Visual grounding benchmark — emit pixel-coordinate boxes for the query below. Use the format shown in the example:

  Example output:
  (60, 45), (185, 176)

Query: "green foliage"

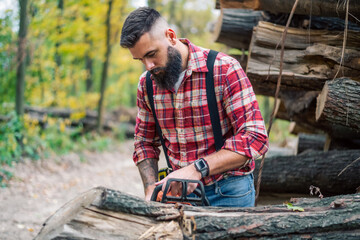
(0, 10), (17, 104)
(0, 111), (122, 186)
(0, 169), (13, 188)
(0, 112), (23, 166)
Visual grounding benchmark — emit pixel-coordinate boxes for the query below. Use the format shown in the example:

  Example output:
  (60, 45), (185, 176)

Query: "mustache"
(150, 67), (166, 75)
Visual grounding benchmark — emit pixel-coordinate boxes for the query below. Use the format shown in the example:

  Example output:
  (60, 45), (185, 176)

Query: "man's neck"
(177, 41), (189, 72)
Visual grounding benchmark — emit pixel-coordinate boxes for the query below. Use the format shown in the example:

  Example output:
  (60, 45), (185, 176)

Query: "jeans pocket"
(218, 175), (253, 198)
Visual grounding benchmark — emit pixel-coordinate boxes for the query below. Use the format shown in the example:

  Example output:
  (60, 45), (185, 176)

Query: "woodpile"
(214, 0), (360, 195)
(253, 149), (360, 195)
(35, 187), (360, 239)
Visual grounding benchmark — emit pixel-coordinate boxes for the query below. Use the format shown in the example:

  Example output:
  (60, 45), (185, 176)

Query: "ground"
(0, 140), (297, 240)
(0, 140), (144, 240)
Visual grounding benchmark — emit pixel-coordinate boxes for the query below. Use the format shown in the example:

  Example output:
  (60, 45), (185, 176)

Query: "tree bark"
(297, 133), (326, 154)
(97, 0), (113, 133)
(219, 0), (360, 19)
(181, 193), (360, 239)
(213, 9), (267, 50)
(253, 149), (360, 195)
(84, 2), (93, 92)
(316, 78), (360, 135)
(219, 0), (261, 9)
(35, 187), (360, 239)
(16, 0), (28, 116)
(247, 21), (360, 96)
(258, 0), (360, 19)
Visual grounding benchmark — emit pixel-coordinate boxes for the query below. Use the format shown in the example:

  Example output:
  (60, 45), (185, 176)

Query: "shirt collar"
(179, 38), (209, 73)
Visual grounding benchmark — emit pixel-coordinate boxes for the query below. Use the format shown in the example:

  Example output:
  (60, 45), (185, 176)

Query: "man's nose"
(144, 59), (155, 71)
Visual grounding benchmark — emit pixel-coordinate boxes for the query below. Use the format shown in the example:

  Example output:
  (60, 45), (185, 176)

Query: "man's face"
(150, 46), (182, 90)
(129, 32), (182, 90)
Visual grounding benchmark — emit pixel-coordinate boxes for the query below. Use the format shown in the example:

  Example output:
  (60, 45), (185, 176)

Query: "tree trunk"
(55, 0), (63, 68)
(97, 0), (113, 133)
(35, 187), (360, 239)
(253, 149), (360, 195)
(84, 3), (93, 92)
(247, 21), (360, 97)
(16, 0), (28, 116)
(213, 9), (267, 50)
(316, 78), (360, 136)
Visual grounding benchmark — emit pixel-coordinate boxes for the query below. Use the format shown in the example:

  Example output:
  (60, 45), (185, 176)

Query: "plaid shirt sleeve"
(133, 73), (161, 165)
(220, 57), (269, 160)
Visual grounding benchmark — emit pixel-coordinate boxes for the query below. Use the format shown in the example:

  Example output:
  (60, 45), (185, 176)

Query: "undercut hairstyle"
(120, 7), (167, 48)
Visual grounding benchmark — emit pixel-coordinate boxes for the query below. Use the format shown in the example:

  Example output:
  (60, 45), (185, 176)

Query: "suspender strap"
(146, 71), (172, 170)
(145, 49), (224, 169)
(206, 50), (224, 151)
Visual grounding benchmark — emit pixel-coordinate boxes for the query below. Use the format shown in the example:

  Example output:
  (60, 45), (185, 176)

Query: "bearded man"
(120, 7), (269, 207)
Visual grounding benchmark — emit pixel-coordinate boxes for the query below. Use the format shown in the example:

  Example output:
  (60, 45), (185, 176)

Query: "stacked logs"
(214, 0), (360, 195)
(35, 187), (360, 239)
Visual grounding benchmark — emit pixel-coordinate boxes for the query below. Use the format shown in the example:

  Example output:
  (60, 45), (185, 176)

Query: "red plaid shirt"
(133, 39), (268, 185)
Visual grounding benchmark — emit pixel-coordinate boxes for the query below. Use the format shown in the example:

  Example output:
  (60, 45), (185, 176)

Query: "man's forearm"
(137, 158), (158, 193)
(206, 149), (249, 176)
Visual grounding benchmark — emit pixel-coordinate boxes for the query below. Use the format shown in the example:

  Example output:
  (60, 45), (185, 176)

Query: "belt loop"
(214, 180), (219, 194)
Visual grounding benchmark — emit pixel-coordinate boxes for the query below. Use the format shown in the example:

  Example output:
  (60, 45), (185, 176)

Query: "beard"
(150, 46), (182, 91)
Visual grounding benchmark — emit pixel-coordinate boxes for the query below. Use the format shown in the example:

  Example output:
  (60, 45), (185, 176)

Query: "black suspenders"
(146, 50), (223, 169)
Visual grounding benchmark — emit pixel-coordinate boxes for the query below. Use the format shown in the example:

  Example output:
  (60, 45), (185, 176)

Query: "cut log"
(218, 0), (360, 19)
(275, 92), (325, 134)
(275, 87), (360, 140)
(35, 187), (360, 239)
(258, 0), (360, 19)
(306, 44), (360, 71)
(219, 0), (260, 9)
(253, 149), (360, 195)
(288, 121), (316, 135)
(182, 193), (360, 239)
(247, 21), (360, 96)
(316, 78), (360, 136)
(35, 187), (182, 240)
(213, 9), (267, 50)
(297, 133), (326, 154)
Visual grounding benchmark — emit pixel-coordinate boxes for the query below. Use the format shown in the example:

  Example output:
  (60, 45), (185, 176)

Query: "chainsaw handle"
(150, 178), (210, 206)
(150, 184), (163, 202)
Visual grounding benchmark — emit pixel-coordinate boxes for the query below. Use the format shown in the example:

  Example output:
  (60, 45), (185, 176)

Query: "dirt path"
(0, 140), (143, 240)
(0, 140), (298, 240)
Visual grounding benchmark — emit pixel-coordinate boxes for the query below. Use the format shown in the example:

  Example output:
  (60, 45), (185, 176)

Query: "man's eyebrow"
(134, 50), (157, 60)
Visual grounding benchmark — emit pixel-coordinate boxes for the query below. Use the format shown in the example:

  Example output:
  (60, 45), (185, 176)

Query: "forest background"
(0, 0), (288, 186)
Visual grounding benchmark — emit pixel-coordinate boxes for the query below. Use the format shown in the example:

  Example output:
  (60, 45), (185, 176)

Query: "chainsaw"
(150, 178), (210, 206)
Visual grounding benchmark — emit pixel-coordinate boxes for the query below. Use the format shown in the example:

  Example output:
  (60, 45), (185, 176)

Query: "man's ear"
(166, 28), (177, 45)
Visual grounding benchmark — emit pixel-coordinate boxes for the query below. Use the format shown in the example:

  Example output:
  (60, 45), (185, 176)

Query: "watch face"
(198, 160), (206, 169)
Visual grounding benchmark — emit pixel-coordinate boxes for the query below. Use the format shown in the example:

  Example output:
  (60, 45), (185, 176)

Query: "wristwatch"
(194, 158), (209, 178)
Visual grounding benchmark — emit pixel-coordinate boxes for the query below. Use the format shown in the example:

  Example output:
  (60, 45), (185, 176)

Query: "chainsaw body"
(150, 178), (210, 206)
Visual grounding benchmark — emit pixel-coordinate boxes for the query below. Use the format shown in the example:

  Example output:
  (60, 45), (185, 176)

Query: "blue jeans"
(204, 174), (255, 207)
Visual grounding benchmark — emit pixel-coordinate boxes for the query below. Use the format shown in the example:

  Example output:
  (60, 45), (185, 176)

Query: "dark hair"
(120, 7), (161, 48)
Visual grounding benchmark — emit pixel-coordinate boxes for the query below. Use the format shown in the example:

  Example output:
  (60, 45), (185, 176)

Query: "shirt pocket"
(191, 97), (211, 133)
